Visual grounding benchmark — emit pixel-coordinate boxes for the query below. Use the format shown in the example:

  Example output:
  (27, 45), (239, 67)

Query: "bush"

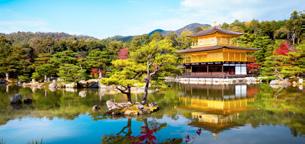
(18, 75), (31, 83)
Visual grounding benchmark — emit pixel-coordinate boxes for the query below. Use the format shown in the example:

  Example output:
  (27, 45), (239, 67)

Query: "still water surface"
(0, 84), (305, 144)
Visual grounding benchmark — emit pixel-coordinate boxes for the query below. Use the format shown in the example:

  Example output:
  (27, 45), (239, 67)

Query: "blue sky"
(0, 0), (304, 38)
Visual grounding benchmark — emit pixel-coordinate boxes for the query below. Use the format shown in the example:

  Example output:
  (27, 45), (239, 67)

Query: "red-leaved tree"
(275, 41), (294, 55)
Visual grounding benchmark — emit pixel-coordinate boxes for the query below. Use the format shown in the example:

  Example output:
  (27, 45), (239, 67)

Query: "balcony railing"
(182, 72), (250, 78)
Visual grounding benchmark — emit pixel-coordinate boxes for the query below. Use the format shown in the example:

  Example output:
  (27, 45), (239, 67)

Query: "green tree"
(128, 34), (150, 51)
(32, 64), (56, 81)
(57, 64), (86, 82)
(49, 50), (78, 66)
(0, 36), (13, 80)
(286, 11), (305, 45)
(176, 30), (193, 50)
(10, 44), (34, 79)
(101, 60), (145, 102)
(261, 42), (305, 80)
(131, 39), (180, 104)
(86, 49), (110, 78)
(234, 33), (274, 63)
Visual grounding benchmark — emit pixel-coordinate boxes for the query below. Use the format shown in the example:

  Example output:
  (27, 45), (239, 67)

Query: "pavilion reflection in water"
(178, 84), (257, 135)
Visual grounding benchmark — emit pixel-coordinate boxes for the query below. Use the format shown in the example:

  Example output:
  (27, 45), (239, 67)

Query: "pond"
(0, 84), (305, 144)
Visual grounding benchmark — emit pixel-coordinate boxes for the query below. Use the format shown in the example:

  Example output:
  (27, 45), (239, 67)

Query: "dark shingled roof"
(178, 45), (258, 53)
(191, 26), (242, 37)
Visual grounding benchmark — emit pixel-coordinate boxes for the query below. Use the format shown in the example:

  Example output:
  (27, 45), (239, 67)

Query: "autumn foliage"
(118, 48), (128, 59)
(274, 41), (294, 55)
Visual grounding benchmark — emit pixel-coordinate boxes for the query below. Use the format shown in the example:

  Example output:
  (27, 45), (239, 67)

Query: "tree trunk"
(117, 118), (132, 136)
(142, 77), (150, 104)
(44, 75), (47, 82)
(126, 86), (132, 103)
(116, 85), (132, 103)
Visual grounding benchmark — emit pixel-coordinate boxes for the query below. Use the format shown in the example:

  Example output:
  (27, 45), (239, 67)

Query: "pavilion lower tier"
(183, 62), (253, 78)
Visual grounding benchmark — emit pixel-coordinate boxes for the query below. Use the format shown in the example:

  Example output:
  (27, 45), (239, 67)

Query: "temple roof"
(178, 45), (258, 53)
(191, 26), (242, 37)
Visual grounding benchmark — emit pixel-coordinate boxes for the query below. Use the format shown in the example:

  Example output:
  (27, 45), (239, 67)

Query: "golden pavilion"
(178, 26), (257, 78)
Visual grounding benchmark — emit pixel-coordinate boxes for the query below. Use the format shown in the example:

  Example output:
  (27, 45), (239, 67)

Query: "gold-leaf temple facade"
(178, 26), (257, 78)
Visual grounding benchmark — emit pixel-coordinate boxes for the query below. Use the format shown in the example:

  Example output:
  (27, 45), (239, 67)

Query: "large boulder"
(10, 94), (22, 105)
(106, 100), (120, 111)
(78, 79), (99, 88)
(87, 79), (99, 88)
(78, 80), (88, 88)
(105, 100), (159, 116)
(65, 82), (77, 88)
(270, 79), (291, 87)
(270, 80), (279, 85)
(23, 98), (33, 104)
(92, 105), (101, 112)
(280, 79), (291, 87)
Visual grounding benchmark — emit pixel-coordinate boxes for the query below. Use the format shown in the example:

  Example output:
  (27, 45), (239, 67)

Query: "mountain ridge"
(112, 23), (211, 42)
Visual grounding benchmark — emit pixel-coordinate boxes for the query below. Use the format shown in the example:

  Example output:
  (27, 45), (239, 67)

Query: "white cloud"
(180, 0), (265, 24)
(123, 0), (274, 36)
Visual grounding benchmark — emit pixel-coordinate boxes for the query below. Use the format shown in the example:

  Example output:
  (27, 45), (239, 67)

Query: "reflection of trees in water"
(102, 118), (182, 144)
(0, 86), (105, 125)
(237, 110), (305, 136)
(238, 84), (305, 136)
(177, 83), (305, 137)
(0, 85), (182, 126)
(1, 84), (305, 139)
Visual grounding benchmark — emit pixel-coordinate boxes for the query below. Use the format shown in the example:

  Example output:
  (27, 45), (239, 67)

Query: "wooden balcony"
(182, 72), (250, 78)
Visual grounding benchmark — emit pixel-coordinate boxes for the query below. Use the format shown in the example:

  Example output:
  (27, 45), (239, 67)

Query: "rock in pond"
(87, 79), (99, 88)
(106, 100), (120, 111)
(105, 100), (159, 116)
(10, 94), (22, 105)
(23, 98), (33, 104)
(79, 79), (99, 88)
(270, 79), (291, 88)
(92, 105), (101, 112)
(0, 79), (6, 84)
(65, 82), (77, 88)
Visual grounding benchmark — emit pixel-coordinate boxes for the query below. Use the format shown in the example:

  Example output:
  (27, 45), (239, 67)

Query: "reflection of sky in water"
(1, 115), (305, 144)
(1, 85), (305, 144)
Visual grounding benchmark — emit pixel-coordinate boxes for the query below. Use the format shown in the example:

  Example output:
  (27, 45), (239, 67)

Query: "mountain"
(148, 29), (172, 36)
(110, 35), (133, 42)
(5, 32), (97, 44)
(109, 23), (211, 42)
(175, 23), (210, 35)
(149, 23), (211, 36)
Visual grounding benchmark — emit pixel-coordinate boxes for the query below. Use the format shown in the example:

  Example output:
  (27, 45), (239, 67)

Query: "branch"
(150, 64), (163, 77)
(116, 86), (128, 94)
(132, 71), (143, 79)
